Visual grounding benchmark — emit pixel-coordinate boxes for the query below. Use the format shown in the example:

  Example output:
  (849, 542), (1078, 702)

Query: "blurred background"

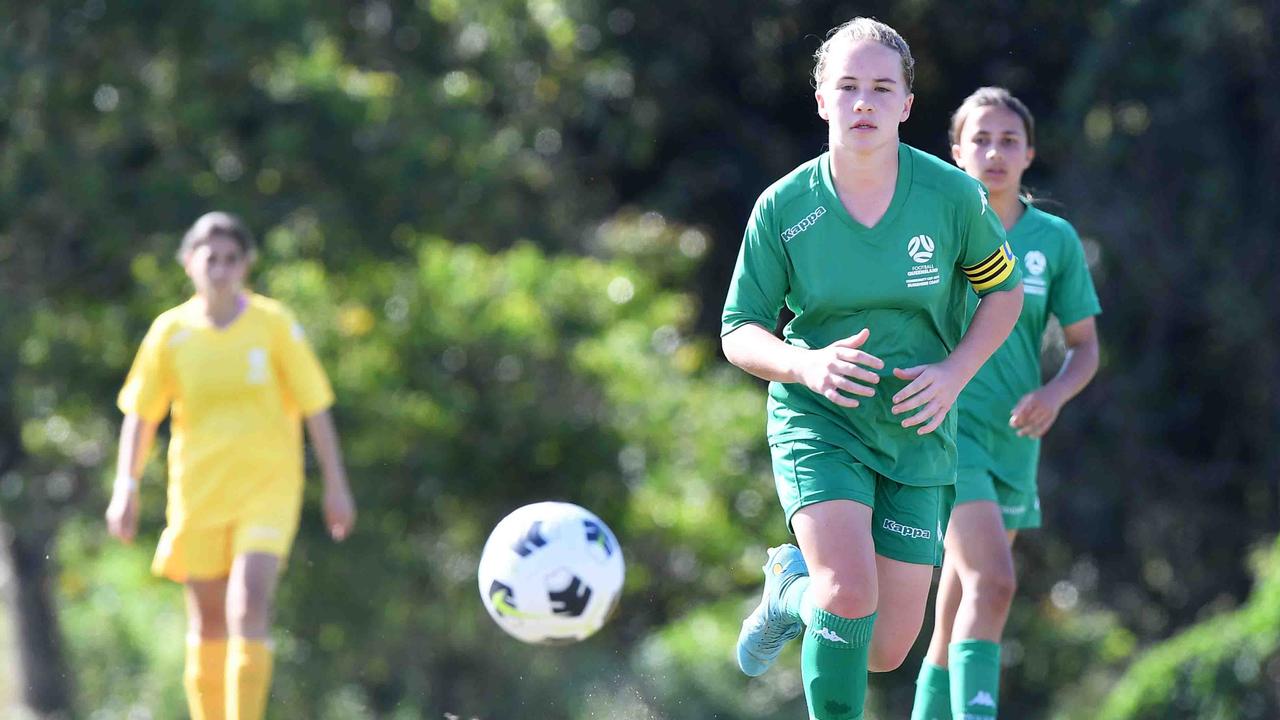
(1, 0), (1277, 718)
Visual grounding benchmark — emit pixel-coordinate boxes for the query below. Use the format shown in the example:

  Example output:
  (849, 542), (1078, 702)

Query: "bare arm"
(105, 414), (158, 543)
(892, 283), (1025, 434)
(943, 284), (1025, 382)
(304, 409), (356, 540)
(116, 413), (158, 482)
(722, 323), (885, 408)
(1010, 315), (1100, 438)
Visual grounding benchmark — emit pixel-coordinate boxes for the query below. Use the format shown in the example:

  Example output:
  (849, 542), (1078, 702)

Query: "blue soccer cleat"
(737, 543), (809, 677)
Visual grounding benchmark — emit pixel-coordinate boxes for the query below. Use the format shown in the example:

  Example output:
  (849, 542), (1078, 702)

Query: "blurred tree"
(1, 0), (1277, 717)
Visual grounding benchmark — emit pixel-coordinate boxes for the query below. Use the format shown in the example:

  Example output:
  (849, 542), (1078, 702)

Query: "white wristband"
(114, 474), (138, 494)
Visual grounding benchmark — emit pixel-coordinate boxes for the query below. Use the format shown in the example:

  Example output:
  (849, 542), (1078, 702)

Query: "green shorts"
(770, 438), (953, 566)
(954, 466), (1041, 530)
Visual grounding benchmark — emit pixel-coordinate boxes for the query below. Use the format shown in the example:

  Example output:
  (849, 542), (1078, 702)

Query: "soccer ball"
(477, 501), (625, 644)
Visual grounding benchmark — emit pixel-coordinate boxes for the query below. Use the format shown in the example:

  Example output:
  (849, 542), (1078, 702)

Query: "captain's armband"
(962, 241), (1017, 293)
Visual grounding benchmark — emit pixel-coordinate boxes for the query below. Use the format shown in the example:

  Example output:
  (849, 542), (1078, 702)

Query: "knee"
(867, 643), (911, 673)
(971, 566), (1017, 613)
(188, 608), (228, 640)
(226, 588), (272, 635)
(809, 574), (876, 619)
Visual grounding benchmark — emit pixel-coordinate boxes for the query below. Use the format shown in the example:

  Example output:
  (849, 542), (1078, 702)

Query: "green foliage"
(56, 518), (187, 718)
(1098, 539), (1280, 720)
(2, 0), (1277, 717)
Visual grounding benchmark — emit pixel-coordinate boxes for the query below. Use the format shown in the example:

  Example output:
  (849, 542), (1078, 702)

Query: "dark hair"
(949, 86), (1035, 147)
(177, 211), (256, 263)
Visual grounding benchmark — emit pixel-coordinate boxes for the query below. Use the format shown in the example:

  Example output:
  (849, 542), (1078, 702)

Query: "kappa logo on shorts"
(780, 206), (826, 243)
(882, 517), (931, 540)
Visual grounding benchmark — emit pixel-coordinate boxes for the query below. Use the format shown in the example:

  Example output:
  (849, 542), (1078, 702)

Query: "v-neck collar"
(184, 293), (252, 333)
(1004, 196), (1034, 238)
(818, 143), (913, 235)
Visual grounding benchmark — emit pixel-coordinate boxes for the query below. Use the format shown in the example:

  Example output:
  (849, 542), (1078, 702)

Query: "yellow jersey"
(118, 293), (335, 530)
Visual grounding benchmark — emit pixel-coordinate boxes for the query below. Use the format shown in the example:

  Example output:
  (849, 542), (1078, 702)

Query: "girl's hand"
(105, 483), (140, 543)
(800, 328), (884, 408)
(1009, 387), (1065, 439)
(323, 482), (357, 541)
(891, 360), (970, 435)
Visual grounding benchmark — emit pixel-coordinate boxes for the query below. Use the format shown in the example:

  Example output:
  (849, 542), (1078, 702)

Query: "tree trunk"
(0, 518), (72, 719)
(0, 364), (71, 717)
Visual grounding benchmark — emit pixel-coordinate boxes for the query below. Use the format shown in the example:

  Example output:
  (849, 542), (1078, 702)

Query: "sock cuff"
(804, 607), (876, 648)
(917, 661), (950, 688)
(949, 638), (1000, 663)
(228, 637), (273, 654)
(187, 636), (229, 650)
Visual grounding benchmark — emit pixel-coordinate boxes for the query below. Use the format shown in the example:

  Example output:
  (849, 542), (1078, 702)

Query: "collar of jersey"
(816, 142), (913, 236)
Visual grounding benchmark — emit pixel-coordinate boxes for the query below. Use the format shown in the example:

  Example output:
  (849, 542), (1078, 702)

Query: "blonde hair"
(813, 17), (915, 90)
(177, 211), (256, 263)
(949, 86), (1036, 147)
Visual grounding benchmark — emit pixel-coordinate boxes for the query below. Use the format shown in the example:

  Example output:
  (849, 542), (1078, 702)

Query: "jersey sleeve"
(1049, 224), (1102, 326)
(958, 181), (1021, 296)
(117, 317), (175, 423)
(273, 308), (335, 416)
(721, 193), (788, 336)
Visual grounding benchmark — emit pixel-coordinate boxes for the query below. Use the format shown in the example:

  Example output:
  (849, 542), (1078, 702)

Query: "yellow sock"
(227, 636), (274, 720)
(183, 637), (227, 720)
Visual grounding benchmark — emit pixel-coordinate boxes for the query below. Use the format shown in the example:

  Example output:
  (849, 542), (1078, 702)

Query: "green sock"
(801, 606), (876, 720)
(910, 662), (951, 720)
(949, 639), (1001, 720)
(780, 575), (810, 624)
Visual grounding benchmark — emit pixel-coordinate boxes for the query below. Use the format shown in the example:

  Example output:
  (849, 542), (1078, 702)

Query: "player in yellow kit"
(105, 211), (357, 720)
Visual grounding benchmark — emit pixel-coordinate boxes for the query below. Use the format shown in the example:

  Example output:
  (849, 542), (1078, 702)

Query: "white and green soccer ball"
(477, 501), (625, 644)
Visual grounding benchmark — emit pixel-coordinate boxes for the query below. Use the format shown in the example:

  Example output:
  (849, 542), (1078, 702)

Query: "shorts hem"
(783, 491), (875, 534)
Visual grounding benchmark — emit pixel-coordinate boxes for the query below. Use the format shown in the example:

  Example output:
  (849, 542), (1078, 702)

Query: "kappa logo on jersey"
(908, 234), (935, 263)
(905, 233), (941, 288)
(780, 206), (826, 242)
(978, 185), (990, 215)
(882, 518), (931, 540)
(246, 347), (269, 384)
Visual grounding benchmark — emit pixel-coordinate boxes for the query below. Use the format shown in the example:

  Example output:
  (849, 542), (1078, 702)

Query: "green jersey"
(957, 201), (1101, 490)
(722, 143), (1021, 487)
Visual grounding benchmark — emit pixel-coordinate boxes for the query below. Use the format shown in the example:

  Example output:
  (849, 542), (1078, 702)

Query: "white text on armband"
(780, 206), (827, 243)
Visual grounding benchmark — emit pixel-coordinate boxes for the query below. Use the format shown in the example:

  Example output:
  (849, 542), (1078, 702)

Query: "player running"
(910, 87), (1102, 720)
(721, 20), (1024, 720)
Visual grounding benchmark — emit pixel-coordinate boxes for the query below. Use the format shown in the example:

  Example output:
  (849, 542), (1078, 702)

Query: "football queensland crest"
(1024, 250), (1047, 275)
(908, 234), (935, 263)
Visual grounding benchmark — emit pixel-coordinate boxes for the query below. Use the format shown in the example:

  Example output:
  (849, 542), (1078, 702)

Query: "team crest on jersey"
(1025, 250), (1047, 275)
(908, 235), (935, 263)
(246, 347), (269, 384)
(1023, 250), (1048, 296)
(905, 234), (940, 288)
